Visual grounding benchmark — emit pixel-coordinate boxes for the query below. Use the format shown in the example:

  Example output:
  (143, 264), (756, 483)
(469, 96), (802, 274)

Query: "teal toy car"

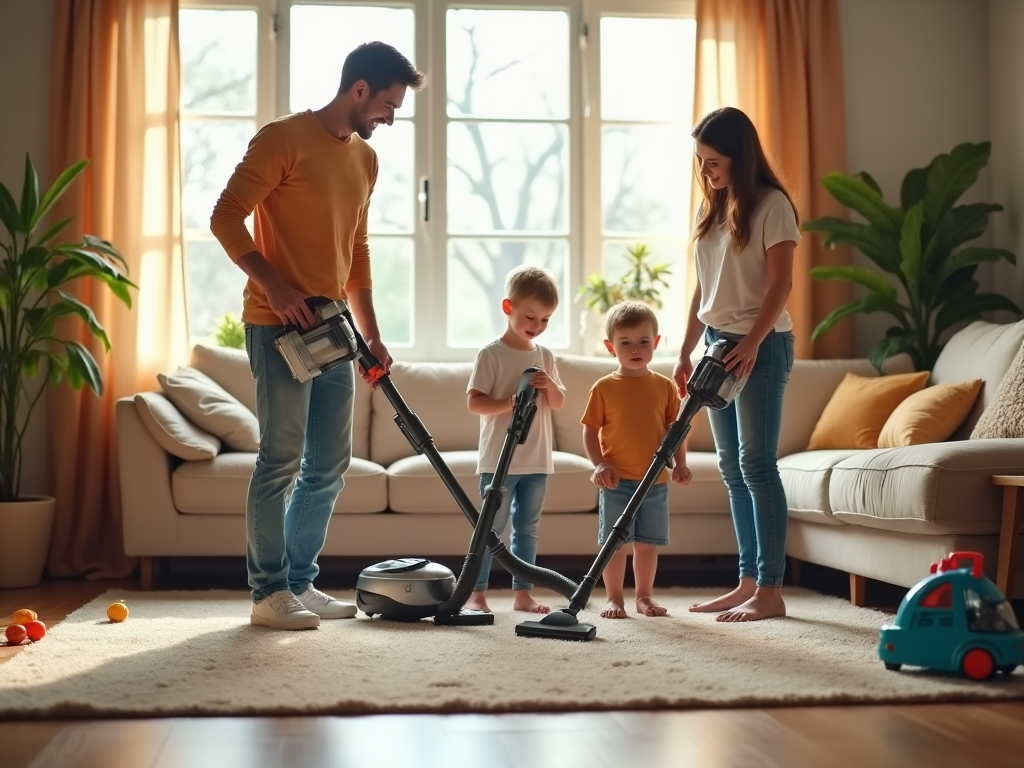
(879, 551), (1024, 680)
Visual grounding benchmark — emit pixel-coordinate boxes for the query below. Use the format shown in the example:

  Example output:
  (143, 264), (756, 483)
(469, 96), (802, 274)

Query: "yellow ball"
(106, 601), (129, 623)
(12, 608), (37, 624)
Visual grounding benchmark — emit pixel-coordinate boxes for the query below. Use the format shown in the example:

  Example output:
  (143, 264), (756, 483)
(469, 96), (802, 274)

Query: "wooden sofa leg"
(849, 573), (866, 607)
(139, 557), (154, 591)
(788, 557), (801, 587)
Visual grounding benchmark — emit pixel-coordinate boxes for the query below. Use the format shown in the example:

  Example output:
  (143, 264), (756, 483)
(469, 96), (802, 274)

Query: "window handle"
(418, 176), (429, 222)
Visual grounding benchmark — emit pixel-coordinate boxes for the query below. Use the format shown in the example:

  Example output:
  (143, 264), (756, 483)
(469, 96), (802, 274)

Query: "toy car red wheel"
(961, 648), (995, 681)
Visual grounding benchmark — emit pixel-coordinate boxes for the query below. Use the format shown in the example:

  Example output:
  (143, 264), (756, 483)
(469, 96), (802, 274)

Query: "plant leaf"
(811, 293), (903, 341)
(33, 216), (74, 247)
(22, 350), (43, 379)
(867, 329), (918, 373)
(803, 217), (901, 273)
(857, 171), (882, 195)
(940, 247), (1016, 281)
(934, 292), (1023, 338)
(899, 202), (924, 288)
(0, 181), (22, 236)
(809, 266), (899, 300)
(820, 173), (903, 233)
(45, 350), (68, 387)
(19, 154), (39, 235)
(63, 340), (103, 394)
(32, 159), (87, 232)
(900, 164), (931, 210)
(922, 142), (991, 226)
(48, 291), (111, 351)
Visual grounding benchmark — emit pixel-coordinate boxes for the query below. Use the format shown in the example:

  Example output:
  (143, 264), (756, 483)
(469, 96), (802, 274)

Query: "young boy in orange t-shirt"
(581, 301), (692, 619)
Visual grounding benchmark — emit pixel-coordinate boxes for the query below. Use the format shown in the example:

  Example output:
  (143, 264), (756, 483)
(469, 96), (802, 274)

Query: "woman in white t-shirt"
(672, 107), (800, 622)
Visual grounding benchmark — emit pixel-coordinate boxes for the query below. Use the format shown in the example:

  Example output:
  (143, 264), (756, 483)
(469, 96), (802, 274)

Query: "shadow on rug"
(1, 587), (1022, 719)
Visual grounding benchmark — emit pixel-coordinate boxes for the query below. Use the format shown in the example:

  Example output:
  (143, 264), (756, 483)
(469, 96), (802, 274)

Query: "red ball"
(5, 624), (27, 644)
(24, 620), (46, 641)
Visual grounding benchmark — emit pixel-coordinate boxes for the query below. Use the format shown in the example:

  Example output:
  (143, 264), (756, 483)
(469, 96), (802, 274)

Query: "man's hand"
(358, 337), (392, 388)
(672, 464), (692, 485)
(591, 462), (619, 489)
(264, 280), (316, 329)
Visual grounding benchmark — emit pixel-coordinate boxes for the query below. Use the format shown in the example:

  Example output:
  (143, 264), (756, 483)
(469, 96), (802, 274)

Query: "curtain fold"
(48, 0), (188, 578)
(692, 0), (854, 358)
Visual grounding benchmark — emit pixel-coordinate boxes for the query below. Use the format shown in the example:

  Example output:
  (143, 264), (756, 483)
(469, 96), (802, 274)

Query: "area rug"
(2, 588), (1022, 718)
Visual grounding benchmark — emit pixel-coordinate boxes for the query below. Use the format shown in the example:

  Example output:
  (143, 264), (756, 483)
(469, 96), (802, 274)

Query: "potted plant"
(576, 243), (672, 354)
(803, 141), (1021, 372)
(214, 312), (245, 349)
(0, 154), (134, 588)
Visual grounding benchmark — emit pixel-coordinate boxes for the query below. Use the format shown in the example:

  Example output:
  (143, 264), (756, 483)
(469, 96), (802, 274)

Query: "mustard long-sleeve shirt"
(210, 110), (378, 325)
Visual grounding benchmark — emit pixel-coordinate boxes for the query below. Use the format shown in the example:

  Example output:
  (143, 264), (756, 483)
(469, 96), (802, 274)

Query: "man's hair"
(605, 301), (659, 340)
(339, 42), (426, 94)
(504, 265), (559, 308)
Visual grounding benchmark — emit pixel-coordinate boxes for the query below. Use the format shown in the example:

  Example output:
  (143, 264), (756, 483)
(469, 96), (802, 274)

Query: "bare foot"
(513, 596), (550, 614)
(716, 589), (786, 622)
(689, 581), (756, 613)
(636, 597), (668, 617)
(600, 599), (628, 619)
(464, 591), (491, 613)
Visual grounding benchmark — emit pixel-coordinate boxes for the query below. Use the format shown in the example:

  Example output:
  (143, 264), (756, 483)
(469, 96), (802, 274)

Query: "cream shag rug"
(2, 588), (1022, 718)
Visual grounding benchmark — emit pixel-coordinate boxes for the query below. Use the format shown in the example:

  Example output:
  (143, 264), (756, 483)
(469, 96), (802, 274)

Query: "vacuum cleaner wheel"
(355, 558), (456, 622)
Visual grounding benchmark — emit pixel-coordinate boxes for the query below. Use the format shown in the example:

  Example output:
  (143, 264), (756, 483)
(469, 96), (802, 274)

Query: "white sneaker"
(296, 586), (358, 619)
(251, 590), (320, 630)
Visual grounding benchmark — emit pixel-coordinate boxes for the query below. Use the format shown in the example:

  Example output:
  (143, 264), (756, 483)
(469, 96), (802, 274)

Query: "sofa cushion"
(779, 450), (863, 525)
(878, 379), (982, 448)
(806, 371), (929, 450)
(172, 454), (388, 514)
(931, 319), (1024, 438)
(158, 367), (260, 452)
(133, 391), (221, 460)
(828, 439), (1024, 535)
(387, 450), (598, 514)
(971, 340), (1024, 440)
(370, 362), (478, 466)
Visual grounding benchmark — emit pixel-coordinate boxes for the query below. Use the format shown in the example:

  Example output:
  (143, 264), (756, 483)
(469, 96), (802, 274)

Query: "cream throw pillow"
(807, 371), (929, 450)
(971, 341), (1024, 439)
(157, 367), (260, 451)
(134, 391), (221, 460)
(877, 379), (982, 448)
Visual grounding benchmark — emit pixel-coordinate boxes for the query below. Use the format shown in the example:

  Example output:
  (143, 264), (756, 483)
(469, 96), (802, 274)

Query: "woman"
(672, 106), (799, 622)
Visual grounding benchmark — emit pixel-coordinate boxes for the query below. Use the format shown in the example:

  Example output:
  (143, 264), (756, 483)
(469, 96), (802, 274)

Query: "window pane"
(290, 4), (416, 117)
(447, 239), (569, 348)
(180, 9), (257, 115)
(184, 238), (250, 342)
(367, 120), (414, 235)
(447, 9), (569, 120)
(181, 120), (255, 231)
(448, 122), (568, 234)
(602, 125), (689, 235)
(600, 18), (696, 123)
(368, 237), (414, 345)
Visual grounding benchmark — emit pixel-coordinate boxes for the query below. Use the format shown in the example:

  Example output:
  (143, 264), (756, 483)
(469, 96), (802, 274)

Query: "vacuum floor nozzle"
(433, 610), (495, 626)
(515, 619), (597, 641)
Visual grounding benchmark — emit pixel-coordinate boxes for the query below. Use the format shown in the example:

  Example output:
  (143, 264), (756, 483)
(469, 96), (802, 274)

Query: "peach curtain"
(692, 0), (854, 358)
(48, 0), (188, 578)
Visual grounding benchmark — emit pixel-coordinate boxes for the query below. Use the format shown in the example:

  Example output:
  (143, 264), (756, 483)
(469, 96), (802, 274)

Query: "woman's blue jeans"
(704, 327), (794, 588)
(244, 323), (354, 602)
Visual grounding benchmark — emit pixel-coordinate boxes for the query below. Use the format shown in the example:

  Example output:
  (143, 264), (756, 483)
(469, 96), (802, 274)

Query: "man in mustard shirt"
(211, 42), (425, 630)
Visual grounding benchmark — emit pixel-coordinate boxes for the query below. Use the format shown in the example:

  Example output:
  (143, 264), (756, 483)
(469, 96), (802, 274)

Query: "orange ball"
(24, 620), (46, 641)
(106, 601), (129, 622)
(5, 624), (27, 644)
(12, 608), (37, 624)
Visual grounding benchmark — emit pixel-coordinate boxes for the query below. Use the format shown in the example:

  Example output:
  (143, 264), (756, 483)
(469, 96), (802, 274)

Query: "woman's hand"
(721, 336), (760, 378)
(672, 355), (693, 395)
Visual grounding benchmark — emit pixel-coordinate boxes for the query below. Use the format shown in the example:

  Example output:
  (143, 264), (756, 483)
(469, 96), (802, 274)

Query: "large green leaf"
(922, 142), (991, 226)
(32, 159), (87, 233)
(940, 247), (1016, 281)
(900, 164), (931, 210)
(820, 173), (903, 233)
(868, 328), (918, 373)
(63, 340), (103, 394)
(857, 171), (883, 196)
(809, 266), (898, 300)
(934, 293), (1022, 338)
(19, 154), (39, 234)
(934, 274), (978, 307)
(927, 203), (1002, 261)
(811, 293), (902, 341)
(81, 234), (128, 271)
(45, 292), (110, 351)
(0, 181), (21, 236)
(802, 217), (901, 273)
(899, 202), (924, 286)
(33, 216), (74, 247)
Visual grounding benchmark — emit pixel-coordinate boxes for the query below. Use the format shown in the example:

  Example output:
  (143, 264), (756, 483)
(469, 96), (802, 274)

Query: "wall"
(0, 0), (55, 496)
(988, 0), (1024, 310)
(838, 0), (994, 356)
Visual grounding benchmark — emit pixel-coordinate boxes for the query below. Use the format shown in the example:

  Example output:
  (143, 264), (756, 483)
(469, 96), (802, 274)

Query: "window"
(179, 0), (697, 360)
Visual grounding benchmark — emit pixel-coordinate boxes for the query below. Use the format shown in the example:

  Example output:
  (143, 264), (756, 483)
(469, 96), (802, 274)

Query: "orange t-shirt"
(210, 110), (378, 325)
(580, 371), (681, 482)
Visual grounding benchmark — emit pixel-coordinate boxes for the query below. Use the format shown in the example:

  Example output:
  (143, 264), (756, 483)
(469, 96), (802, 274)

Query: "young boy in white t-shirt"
(466, 266), (566, 614)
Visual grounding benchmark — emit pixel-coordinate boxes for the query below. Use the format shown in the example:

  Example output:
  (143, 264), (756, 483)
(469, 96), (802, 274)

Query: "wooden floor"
(3, 578), (1024, 768)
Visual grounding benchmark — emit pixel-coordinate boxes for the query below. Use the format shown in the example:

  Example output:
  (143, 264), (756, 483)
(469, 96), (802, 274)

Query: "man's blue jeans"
(475, 473), (547, 592)
(704, 327), (794, 588)
(245, 323), (354, 602)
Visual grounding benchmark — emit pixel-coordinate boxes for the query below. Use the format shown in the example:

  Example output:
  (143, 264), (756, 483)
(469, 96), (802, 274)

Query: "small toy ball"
(5, 624), (27, 645)
(12, 608), (37, 624)
(24, 620), (46, 641)
(106, 601), (129, 623)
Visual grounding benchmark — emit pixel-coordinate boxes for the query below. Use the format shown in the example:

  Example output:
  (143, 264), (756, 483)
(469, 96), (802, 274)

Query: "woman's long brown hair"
(690, 107), (798, 250)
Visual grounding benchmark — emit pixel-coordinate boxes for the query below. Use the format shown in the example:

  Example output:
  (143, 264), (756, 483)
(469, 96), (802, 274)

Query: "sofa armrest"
(116, 396), (181, 555)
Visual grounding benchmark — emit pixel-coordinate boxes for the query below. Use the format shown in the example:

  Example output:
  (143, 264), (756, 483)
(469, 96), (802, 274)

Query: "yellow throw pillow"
(878, 379), (983, 448)
(807, 371), (930, 450)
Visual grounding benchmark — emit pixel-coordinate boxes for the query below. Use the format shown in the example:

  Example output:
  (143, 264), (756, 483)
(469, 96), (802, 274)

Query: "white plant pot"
(0, 495), (56, 589)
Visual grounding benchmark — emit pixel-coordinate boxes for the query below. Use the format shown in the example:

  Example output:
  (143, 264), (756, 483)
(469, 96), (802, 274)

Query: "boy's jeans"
(476, 473), (547, 592)
(704, 327), (794, 588)
(245, 323), (354, 602)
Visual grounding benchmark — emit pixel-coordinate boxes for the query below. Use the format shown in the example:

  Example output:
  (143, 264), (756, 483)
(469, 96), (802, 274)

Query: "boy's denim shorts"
(597, 479), (670, 547)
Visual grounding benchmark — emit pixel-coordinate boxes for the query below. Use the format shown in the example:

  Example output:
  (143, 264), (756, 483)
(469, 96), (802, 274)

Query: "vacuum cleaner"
(515, 338), (750, 641)
(275, 296), (578, 625)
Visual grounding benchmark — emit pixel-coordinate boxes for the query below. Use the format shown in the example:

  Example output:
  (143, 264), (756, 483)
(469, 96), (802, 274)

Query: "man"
(210, 42), (426, 630)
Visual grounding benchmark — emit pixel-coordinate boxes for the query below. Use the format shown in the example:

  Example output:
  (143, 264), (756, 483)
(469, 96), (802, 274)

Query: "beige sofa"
(117, 320), (1024, 596)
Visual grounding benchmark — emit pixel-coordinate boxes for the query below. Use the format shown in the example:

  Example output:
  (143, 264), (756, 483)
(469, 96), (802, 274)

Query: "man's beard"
(354, 110), (375, 140)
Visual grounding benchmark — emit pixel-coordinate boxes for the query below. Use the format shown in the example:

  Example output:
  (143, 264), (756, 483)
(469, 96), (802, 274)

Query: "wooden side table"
(993, 475), (1024, 598)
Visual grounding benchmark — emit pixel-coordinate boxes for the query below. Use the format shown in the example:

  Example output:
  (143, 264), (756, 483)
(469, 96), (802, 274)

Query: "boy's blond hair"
(504, 265), (559, 308)
(605, 300), (659, 340)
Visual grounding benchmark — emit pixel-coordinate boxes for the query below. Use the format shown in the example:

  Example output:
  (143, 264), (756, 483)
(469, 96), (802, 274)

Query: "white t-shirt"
(467, 340), (564, 475)
(694, 188), (801, 335)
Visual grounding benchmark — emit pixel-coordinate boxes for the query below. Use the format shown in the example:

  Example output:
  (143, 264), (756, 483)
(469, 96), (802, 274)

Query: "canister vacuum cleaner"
(515, 338), (750, 641)
(275, 296), (579, 625)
